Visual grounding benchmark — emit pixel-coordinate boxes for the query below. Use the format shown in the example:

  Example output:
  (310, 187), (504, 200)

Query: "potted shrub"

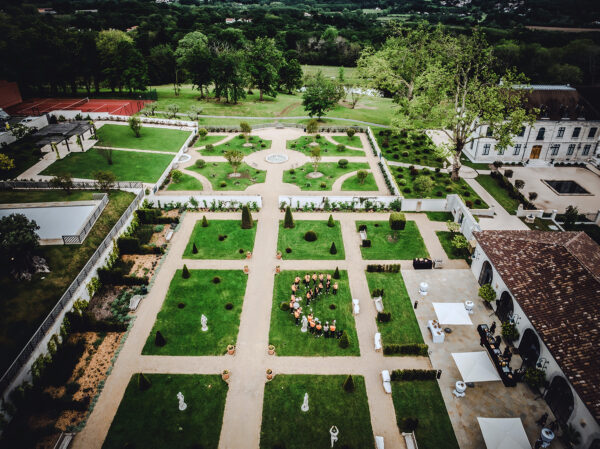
(275, 265), (281, 274)
(268, 345), (275, 355)
(501, 321), (519, 343)
(478, 284), (496, 303)
(244, 265), (249, 274)
(276, 250), (282, 259)
(524, 367), (545, 391)
(227, 345), (235, 355)
(266, 368), (273, 380)
(246, 251), (252, 259)
(222, 369), (230, 381)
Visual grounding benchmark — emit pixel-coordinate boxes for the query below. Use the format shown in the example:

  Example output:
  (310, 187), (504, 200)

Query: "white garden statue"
(177, 392), (187, 411)
(301, 392), (309, 412)
(201, 314), (208, 332)
(329, 426), (339, 448)
(300, 315), (308, 333)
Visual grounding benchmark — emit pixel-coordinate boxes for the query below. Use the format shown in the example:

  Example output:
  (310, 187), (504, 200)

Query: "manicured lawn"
(95, 123), (191, 152)
(188, 162), (266, 191)
(460, 155), (491, 170)
(331, 135), (363, 148)
(376, 129), (445, 168)
(366, 272), (423, 346)
(0, 190), (135, 373)
(142, 270), (247, 356)
(102, 374), (227, 449)
(521, 217), (556, 231)
(356, 221), (429, 260)
(261, 375), (373, 449)
(193, 135), (228, 148)
(0, 190), (95, 203)
(166, 173), (203, 191)
(436, 231), (471, 261)
(392, 166), (488, 208)
(183, 219), (257, 259)
(203, 135), (271, 155)
(0, 136), (42, 180)
(425, 211), (454, 222)
(270, 270), (359, 356)
(283, 162), (370, 191)
(277, 220), (345, 260)
(41, 148), (174, 183)
(391, 380), (459, 449)
(287, 136), (364, 156)
(475, 175), (519, 214)
(341, 171), (378, 191)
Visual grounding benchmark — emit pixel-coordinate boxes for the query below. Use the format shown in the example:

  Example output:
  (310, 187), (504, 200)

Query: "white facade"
(471, 245), (600, 449)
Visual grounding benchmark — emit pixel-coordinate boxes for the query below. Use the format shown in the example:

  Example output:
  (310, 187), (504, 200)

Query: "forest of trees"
(0, 1), (599, 98)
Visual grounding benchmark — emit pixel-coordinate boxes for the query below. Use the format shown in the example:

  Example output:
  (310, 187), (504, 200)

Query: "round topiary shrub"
(289, 169), (295, 174)
(435, 190), (443, 196)
(195, 159), (206, 168)
(225, 302), (233, 310)
(220, 181), (227, 187)
(280, 301), (290, 311)
(329, 304), (337, 310)
(445, 186), (453, 192)
(402, 151), (409, 157)
(178, 302), (186, 309)
(338, 159), (349, 168)
(304, 230), (318, 242)
(403, 187), (411, 193)
(285, 247), (292, 253)
(465, 200), (473, 208)
(212, 276), (221, 284)
(239, 248), (245, 253)
(474, 199), (482, 205)
(320, 182), (327, 189)
(398, 179), (407, 186)
(218, 235), (227, 241)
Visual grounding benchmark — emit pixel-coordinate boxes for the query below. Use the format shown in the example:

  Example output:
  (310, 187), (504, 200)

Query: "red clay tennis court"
(7, 97), (151, 116)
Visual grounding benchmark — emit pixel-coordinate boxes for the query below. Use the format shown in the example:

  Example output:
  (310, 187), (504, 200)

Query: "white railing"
(62, 193), (109, 244)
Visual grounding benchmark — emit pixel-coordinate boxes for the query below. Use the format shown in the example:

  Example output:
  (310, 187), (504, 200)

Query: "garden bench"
(373, 296), (384, 312)
(166, 230), (174, 241)
(129, 294), (143, 310)
(375, 435), (385, 449)
(352, 298), (360, 315)
(374, 332), (382, 351)
(402, 432), (418, 449)
(381, 370), (392, 393)
(359, 230), (367, 241)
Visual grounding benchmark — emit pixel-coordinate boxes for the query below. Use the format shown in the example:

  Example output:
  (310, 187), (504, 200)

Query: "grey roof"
(33, 121), (92, 146)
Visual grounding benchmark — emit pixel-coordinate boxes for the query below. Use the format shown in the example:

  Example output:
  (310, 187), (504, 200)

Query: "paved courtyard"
(71, 129), (559, 448)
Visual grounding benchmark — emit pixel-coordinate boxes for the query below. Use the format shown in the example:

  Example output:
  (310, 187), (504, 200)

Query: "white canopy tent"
(452, 352), (501, 382)
(433, 302), (473, 325)
(477, 417), (531, 449)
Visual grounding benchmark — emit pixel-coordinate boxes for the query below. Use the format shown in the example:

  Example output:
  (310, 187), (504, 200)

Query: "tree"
(240, 122), (251, 141)
(166, 104), (179, 119)
(413, 175), (434, 196)
(389, 212), (406, 230)
(182, 264), (190, 278)
(128, 116), (142, 138)
(10, 123), (36, 139)
(187, 106), (202, 121)
(452, 234), (469, 250)
(563, 205), (579, 230)
(49, 174), (73, 194)
(94, 170), (116, 190)
(339, 330), (350, 349)
(478, 284), (496, 302)
(98, 148), (113, 165)
(367, 27), (536, 180)
(202, 215), (209, 227)
(322, 26), (339, 42)
(175, 31), (212, 98)
(0, 213), (40, 271)
(327, 214), (335, 227)
(248, 37), (282, 101)
(357, 170), (368, 185)
(192, 242), (198, 254)
(199, 128), (208, 140)
(138, 373), (152, 391)
(346, 128), (356, 139)
(309, 146), (321, 173)
(96, 30), (143, 93)
(148, 45), (175, 86)
(306, 119), (319, 135)
(241, 205), (253, 229)
(343, 374), (355, 392)
(330, 242), (337, 255)
(446, 220), (460, 234)
(302, 71), (343, 119)
(0, 153), (15, 172)
(224, 150), (244, 174)
(514, 179), (525, 190)
(278, 56), (303, 94)
(333, 267), (340, 279)
(284, 206), (295, 228)
(211, 45), (247, 104)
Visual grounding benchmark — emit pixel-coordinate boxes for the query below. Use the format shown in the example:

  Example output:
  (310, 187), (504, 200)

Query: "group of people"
(287, 273), (344, 339)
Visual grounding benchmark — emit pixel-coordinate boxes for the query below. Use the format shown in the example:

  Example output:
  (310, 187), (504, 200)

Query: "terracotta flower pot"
(222, 371), (230, 381)
(246, 251), (252, 259)
(268, 345), (275, 355)
(266, 369), (273, 380)
(275, 266), (281, 274)
(276, 252), (282, 259)
(227, 345), (235, 355)
(244, 265), (249, 274)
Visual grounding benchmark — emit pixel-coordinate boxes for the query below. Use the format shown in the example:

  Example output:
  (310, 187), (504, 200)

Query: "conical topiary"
(343, 374), (355, 392)
(182, 264), (190, 279)
(284, 206), (295, 229)
(192, 243), (198, 254)
(202, 215), (209, 227)
(333, 267), (340, 279)
(241, 205), (253, 229)
(339, 330), (350, 349)
(138, 372), (152, 391)
(327, 214), (335, 227)
(330, 242), (337, 255)
(155, 331), (166, 347)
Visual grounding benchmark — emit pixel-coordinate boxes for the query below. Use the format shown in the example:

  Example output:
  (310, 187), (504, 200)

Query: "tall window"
(486, 127), (493, 137)
(557, 127), (565, 138)
(483, 144), (491, 155)
(517, 126), (526, 137)
(536, 128), (545, 140)
(497, 146), (505, 155)
(567, 144), (575, 156)
(583, 145), (591, 156)
(513, 144), (521, 155)
(589, 127), (598, 138)
(550, 144), (560, 156)
(572, 127), (581, 138)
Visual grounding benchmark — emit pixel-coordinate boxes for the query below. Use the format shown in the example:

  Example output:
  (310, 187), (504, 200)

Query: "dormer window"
(536, 128), (545, 140)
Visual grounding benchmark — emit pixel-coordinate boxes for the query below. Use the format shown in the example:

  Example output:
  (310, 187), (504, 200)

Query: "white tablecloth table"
(427, 320), (445, 343)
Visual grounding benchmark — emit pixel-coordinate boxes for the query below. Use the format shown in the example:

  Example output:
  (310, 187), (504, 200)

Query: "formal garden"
(330, 134), (362, 147)
(340, 171), (378, 191)
(102, 374), (228, 449)
(200, 134), (271, 155)
(277, 218), (345, 260)
(188, 161), (266, 191)
(269, 270), (359, 356)
(375, 129), (445, 168)
(142, 269), (247, 356)
(260, 375), (373, 449)
(356, 218), (429, 260)
(183, 217), (257, 259)
(193, 134), (229, 148)
(165, 171), (204, 191)
(95, 124), (191, 153)
(286, 135), (364, 156)
(283, 161), (371, 191)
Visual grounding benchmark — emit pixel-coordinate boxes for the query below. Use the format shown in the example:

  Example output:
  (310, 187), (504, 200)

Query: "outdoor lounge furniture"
(402, 432), (418, 449)
(352, 298), (360, 316)
(374, 332), (382, 351)
(413, 258), (433, 269)
(381, 370), (392, 393)
(477, 324), (517, 387)
(375, 435), (385, 449)
(373, 296), (384, 312)
(427, 320), (445, 343)
(166, 230), (174, 241)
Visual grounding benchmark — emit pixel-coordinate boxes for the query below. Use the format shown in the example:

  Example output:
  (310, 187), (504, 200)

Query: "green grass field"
(375, 130), (444, 168)
(205, 135), (271, 155)
(341, 171), (378, 191)
(436, 231), (471, 260)
(286, 136), (364, 156)
(283, 162), (371, 191)
(0, 190), (134, 374)
(166, 173), (203, 191)
(193, 135), (229, 147)
(425, 211), (454, 222)
(302, 65), (361, 85)
(365, 272), (424, 347)
(356, 221), (429, 260)
(270, 270), (359, 356)
(331, 135), (363, 147)
(475, 175), (519, 214)
(183, 219), (257, 259)
(42, 148), (174, 182)
(102, 374), (227, 449)
(460, 155), (491, 170)
(188, 162), (266, 191)
(391, 380), (459, 449)
(260, 375), (373, 449)
(96, 124), (191, 153)
(0, 190), (96, 203)
(277, 220), (345, 260)
(142, 270), (247, 356)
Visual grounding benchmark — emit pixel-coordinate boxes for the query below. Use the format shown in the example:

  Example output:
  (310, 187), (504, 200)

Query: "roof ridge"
(564, 232), (600, 284)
